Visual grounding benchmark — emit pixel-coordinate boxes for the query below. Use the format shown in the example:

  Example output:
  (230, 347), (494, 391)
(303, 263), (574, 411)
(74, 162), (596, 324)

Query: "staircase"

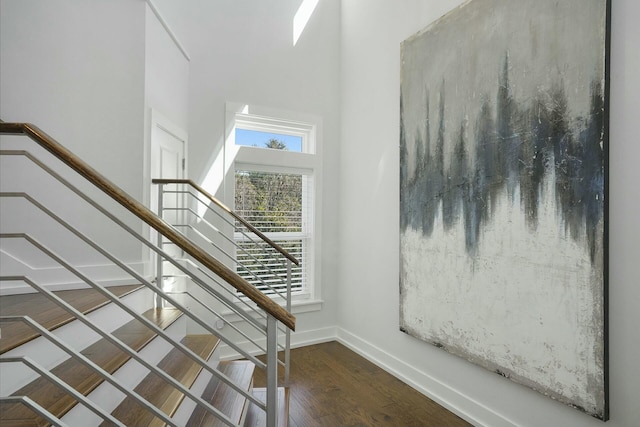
(0, 122), (295, 426)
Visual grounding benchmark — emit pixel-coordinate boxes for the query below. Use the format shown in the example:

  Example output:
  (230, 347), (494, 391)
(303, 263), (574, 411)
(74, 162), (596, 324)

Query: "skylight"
(293, 0), (319, 46)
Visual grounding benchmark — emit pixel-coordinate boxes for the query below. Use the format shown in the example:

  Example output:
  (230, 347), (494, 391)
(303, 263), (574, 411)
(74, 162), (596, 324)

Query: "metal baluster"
(285, 259), (292, 387)
(156, 183), (164, 308)
(266, 315), (279, 427)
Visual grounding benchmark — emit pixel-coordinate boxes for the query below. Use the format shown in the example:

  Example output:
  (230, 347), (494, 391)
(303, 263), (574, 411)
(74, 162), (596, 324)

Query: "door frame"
(146, 109), (188, 280)
(149, 109), (188, 211)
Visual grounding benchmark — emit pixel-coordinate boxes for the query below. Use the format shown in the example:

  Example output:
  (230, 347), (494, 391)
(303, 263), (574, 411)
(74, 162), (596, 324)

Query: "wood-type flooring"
(0, 284), (142, 353)
(253, 341), (473, 427)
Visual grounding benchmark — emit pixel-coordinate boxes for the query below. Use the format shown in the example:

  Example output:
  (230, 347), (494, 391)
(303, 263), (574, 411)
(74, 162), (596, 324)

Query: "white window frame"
(234, 114), (315, 154)
(224, 102), (323, 313)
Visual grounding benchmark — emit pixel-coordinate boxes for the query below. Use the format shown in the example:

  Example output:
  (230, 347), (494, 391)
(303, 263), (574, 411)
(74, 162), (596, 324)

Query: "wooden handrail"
(0, 122), (295, 331)
(152, 178), (301, 266)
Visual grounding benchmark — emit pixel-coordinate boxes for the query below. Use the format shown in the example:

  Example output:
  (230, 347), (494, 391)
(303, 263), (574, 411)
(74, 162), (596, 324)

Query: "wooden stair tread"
(244, 387), (289, 427)
(0, 284), (143, 354)
(187, 360), (255, 427)
(103, 334), (220, 427)
(0, 308), (182, 427)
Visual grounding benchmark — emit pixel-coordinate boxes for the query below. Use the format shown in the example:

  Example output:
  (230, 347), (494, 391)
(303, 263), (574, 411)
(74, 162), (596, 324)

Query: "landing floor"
(253, 341), (473, 427)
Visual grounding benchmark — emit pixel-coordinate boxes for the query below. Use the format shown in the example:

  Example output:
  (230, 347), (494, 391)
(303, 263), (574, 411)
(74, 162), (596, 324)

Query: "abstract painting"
(399, 0), (609, 419)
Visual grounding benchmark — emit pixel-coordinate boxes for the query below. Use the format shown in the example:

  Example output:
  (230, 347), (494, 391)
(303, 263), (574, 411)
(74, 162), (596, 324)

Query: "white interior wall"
(339, 1), (640, 426)
(142, 1), (190, 211)
(141, 1), (191, 281)
(0, 0), (146, 198)
(0, 0), (147, 290)
(151, 0), (342, 343)
(144, 2), (189, 132)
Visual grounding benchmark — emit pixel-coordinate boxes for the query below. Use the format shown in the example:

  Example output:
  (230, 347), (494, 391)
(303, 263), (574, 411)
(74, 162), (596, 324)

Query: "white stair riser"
(0, 287), (152, 396)
(61, 314), (186, 425)
(170, 343), (221, 425)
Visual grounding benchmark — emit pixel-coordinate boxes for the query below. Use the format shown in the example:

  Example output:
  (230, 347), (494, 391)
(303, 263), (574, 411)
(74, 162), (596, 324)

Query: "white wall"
(142, 1), (190, 207)
(339, 1), (640, 426)
(0, 0), (146, 198)
(144, 2), (189, 131)
(151, 0), (342, 343)
(0, 0), (147, 290)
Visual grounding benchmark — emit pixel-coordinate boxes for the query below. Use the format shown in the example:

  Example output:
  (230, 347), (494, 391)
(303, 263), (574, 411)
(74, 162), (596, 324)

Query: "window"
(232, 106), (315, 154)
(235, 168), (312, 296)
(235, 129), (303, 152)
(225, 103), (321, 305)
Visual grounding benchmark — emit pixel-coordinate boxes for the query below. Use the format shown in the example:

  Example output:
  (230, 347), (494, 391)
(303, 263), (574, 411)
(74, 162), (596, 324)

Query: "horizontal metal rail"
(173, 258), (291, 342)
(168, 290), (268, 355)
(0, 188), (267, 342)
(0, 276), (241, 426)
(162, 207), (299, 299)
(1, 124), (290, 425)
(154, 184), (293, 321)
(0, 122), (295, 331)
(0, 150), (267, 332)
(169, 290), (289, 362)
(0, 396), (69, 427)
(0, 356), (126, 426)
(155, 180), (294, 387)
(181, 218), (289, 301)
(0, 230), (267, 410)
(152, 178), (299, 266)
(175, 258), (268, 330)
(0, 315), (179, 427)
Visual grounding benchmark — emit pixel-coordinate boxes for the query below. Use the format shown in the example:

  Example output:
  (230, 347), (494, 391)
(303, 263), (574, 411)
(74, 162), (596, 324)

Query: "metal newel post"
(266, 315), (278, 427)
(155, 184), (164, 309)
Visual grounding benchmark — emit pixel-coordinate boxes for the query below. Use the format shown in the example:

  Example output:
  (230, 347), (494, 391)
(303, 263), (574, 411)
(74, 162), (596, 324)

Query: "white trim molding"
(145, 0), (191, 61)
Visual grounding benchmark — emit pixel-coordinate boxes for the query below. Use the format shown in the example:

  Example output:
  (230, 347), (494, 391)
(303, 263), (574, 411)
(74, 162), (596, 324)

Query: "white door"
(150, 117), (186, 213)
(150, 111), (187, 293)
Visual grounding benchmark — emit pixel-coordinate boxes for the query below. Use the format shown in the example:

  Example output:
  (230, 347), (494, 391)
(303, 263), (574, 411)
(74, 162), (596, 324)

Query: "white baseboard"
(336, 327), (514, 427)
(288, 325), (337, 349)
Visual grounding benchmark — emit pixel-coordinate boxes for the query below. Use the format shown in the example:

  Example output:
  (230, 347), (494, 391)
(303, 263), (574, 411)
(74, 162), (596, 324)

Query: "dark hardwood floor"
(253, 341), (473, 427)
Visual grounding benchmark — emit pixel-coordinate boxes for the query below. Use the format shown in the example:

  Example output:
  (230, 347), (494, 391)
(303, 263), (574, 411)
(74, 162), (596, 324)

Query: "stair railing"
(0, 122), (294, 426)
(152, 178), (298, 386)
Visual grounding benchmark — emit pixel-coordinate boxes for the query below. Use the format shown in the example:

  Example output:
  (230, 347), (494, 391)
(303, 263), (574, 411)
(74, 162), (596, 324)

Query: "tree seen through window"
(235, 139), (302, 234)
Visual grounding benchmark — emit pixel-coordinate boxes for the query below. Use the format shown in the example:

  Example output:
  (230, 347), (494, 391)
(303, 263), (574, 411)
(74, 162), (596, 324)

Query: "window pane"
(235, 129), (303, 152)
(235, 169), (307, 296)
(235, 170), (302, 233)
(236, 239), (304, 295)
